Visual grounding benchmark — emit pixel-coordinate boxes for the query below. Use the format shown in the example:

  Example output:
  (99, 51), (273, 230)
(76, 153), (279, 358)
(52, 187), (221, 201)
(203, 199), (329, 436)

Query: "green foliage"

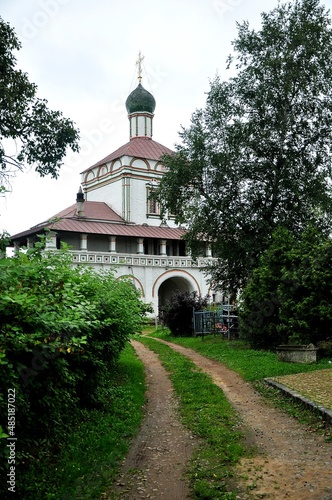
(18, 344), (146, 499)
(0, 230), (10, 256)
(156, 0), (332, 292)
(0, 425), (8, 443)
(0, 242), (146, 494)
(239, 227), (332, 349)
(0, 17), (79, 184)
(161, 291), (208, 336)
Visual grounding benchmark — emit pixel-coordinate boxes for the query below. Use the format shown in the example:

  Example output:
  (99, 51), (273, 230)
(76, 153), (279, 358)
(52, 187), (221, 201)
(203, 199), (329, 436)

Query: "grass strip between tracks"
(139, 336), (246, 499)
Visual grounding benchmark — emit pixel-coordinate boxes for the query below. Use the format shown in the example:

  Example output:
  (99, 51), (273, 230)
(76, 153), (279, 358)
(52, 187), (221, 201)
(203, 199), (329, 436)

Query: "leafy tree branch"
(0, 17), (80, 185)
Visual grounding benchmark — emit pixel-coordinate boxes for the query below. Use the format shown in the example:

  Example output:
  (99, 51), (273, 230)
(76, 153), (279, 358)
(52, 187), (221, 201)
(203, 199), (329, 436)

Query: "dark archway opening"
(158, 276), (195, 318)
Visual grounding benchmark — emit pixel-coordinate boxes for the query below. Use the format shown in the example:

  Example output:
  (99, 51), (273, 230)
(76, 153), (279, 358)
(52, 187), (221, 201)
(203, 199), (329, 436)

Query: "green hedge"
(0, 242), (146, 493)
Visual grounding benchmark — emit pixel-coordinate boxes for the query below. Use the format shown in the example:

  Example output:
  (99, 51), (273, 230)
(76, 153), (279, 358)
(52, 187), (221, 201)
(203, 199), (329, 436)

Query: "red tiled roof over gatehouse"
(10, 201), (185, 243)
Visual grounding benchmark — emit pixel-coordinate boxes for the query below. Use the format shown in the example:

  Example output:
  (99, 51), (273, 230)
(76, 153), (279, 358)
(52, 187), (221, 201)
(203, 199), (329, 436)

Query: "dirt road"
(110, 340), (195, 499)
(109, 338), (332, 499)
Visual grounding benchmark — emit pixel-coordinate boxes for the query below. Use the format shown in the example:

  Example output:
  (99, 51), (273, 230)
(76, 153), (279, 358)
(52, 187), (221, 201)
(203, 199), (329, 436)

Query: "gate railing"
(193, 306), (238, 339)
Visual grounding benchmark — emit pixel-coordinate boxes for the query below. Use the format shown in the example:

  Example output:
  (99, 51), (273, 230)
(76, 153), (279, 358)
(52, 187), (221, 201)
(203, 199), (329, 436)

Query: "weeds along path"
(109, 340), (195, 499)
(155, 338), (332, 499)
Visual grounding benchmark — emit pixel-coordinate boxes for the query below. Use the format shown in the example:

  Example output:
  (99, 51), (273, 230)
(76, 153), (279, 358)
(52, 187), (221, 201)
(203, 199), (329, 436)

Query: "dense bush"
(239, 227), (332, 350)
(161, 291), (208, 336)
(0, 241), (147, 488)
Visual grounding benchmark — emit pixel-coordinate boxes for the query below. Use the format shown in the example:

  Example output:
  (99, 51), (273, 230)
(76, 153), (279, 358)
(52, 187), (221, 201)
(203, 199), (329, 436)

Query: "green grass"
(18, 343), (146, 499)
(139, 336), (247, 499)
(149, 329), (331, 381)
(148, 328), (332, 438)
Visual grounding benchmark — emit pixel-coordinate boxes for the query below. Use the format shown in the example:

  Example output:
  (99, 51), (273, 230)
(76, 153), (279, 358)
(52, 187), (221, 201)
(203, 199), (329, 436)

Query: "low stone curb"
(264, 378), (332, 425)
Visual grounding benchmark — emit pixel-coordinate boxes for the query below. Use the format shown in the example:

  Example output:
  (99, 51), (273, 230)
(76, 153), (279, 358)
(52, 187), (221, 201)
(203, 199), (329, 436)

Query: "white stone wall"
(84, 172), (178, 227)
(118, 263), (211, 316)
(82, 151), (178, 226)
(85, 179), (123, 217)
(71, 250), (212, 317)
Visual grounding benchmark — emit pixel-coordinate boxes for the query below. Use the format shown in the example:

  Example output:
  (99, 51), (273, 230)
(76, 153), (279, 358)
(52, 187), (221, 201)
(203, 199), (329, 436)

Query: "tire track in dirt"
(107, 340), (195, 499)
(155, 338), (332, 499)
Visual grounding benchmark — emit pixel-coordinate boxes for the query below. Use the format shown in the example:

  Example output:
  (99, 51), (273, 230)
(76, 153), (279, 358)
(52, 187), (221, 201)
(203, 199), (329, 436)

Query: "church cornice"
(83, 169), (163, 192)
(80, 137), (173, 174)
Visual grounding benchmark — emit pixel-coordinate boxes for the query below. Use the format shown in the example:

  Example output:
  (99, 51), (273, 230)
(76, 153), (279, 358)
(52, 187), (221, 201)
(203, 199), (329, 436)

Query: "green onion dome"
(125, 83), (156, 114)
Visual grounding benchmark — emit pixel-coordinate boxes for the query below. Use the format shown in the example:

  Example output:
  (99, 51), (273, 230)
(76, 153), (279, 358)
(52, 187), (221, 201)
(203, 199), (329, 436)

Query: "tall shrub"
(162, 291), (208, 336)
(0, 242), (146, 483)
(239, 227), (332, 349)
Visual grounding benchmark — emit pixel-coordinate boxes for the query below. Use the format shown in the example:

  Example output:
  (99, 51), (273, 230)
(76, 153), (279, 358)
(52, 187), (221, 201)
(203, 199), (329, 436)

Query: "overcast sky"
(1, 0), (332, 236)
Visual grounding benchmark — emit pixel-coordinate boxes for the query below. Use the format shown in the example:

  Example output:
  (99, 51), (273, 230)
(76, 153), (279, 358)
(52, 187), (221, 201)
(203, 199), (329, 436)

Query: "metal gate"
(193, 306), (238, 339)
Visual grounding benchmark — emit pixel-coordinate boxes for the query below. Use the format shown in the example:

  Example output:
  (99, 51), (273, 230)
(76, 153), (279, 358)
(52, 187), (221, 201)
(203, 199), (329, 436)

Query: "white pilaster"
(137, 237), (144, 254)
(160, 239), (167, 256)
(206, 244), (212, 257)
(80, 234), (88, 251)
(109, 236), (117, 253)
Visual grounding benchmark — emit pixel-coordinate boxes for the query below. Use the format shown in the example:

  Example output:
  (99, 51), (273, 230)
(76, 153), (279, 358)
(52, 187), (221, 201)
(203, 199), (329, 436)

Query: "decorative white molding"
(71, 251), (215, 268)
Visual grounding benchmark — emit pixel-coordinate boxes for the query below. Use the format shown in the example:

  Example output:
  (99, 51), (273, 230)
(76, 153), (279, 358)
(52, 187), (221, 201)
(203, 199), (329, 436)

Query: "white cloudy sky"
(1, 0), (331, 236)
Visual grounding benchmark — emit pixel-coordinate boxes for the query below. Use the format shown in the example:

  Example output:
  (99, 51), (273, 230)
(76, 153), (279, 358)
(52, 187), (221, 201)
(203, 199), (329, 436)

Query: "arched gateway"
(153, 270), (201, 315)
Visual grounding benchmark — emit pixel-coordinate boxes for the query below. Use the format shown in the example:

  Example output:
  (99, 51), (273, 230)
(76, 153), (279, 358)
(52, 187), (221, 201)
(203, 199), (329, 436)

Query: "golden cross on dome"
(136, 51), (144, 83)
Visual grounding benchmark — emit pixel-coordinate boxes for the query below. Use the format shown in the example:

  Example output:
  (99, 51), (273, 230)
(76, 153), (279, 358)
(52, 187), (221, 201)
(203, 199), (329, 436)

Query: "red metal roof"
(49, 219), (185, 239)
(82, 137), (173, 173)
(53, 202), (124, 222)
(11, 201), (185, 242)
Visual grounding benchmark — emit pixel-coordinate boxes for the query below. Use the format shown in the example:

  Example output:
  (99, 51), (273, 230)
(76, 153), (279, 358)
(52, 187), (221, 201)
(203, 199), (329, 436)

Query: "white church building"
(11, 66), (217, 317)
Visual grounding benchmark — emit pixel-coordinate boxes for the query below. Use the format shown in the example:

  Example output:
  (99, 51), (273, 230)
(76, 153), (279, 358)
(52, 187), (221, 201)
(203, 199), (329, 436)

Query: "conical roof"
(125, 83), (156, 114)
